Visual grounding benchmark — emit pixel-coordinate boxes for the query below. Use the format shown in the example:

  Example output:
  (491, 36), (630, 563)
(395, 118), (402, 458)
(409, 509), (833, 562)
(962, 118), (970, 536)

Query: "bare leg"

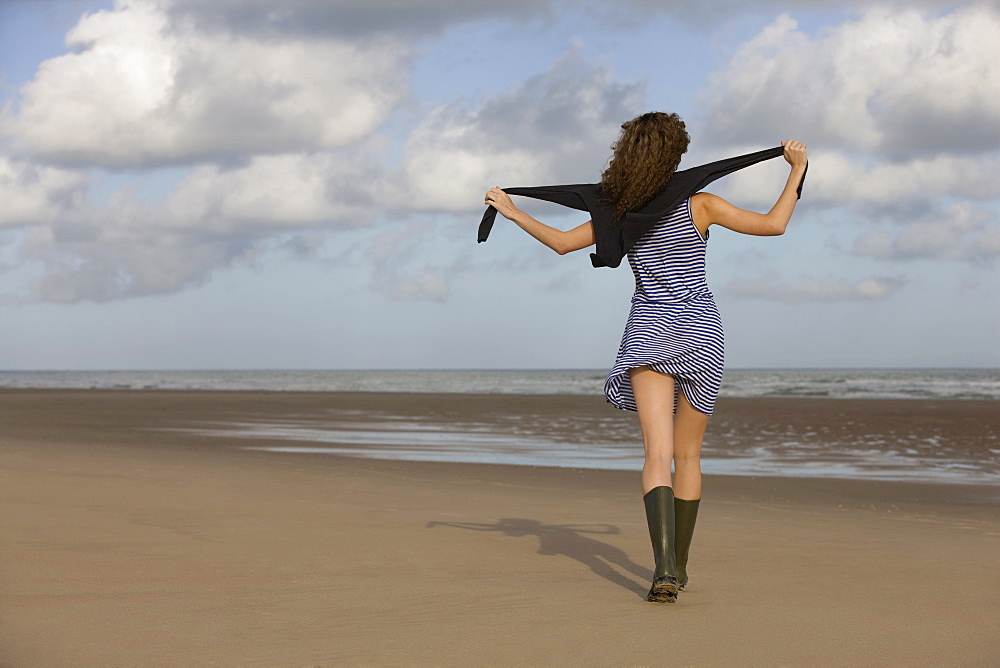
(629, 366), (676, 495)
(671, 385), (709, 592)
(672, 386), (710, 501)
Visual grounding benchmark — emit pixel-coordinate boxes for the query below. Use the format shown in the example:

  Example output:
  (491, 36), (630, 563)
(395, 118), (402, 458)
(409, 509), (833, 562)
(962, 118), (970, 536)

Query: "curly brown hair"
(600, 112), (690, 221)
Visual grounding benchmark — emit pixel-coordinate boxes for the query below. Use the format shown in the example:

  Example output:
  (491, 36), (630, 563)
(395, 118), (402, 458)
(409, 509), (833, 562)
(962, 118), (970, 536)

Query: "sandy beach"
(1, 390), (998, 665)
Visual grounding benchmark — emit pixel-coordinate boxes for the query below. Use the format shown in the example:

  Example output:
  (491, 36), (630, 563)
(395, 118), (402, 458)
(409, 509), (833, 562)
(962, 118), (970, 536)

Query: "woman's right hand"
(781, 140), (808, 168)
(485, 186), (520, 220)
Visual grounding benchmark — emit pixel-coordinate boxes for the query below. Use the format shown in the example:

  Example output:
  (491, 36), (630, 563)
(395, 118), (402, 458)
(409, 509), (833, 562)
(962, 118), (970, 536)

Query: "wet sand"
(1, 390), (998, 665)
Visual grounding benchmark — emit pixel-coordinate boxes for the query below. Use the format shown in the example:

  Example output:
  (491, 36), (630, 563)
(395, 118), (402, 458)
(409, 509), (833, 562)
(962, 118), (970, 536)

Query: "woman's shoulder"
(690, 192), (725, 207)
(690, 192), (732, 219)
(689, 193), (722, 238)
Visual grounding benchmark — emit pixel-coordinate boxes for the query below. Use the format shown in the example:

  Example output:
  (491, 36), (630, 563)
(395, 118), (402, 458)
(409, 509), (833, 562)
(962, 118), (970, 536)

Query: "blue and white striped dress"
(604, 197), (724, 416)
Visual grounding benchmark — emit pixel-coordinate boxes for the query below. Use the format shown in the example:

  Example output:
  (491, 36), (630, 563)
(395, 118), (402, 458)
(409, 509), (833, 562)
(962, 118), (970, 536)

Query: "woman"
(484, 112), (808, 603)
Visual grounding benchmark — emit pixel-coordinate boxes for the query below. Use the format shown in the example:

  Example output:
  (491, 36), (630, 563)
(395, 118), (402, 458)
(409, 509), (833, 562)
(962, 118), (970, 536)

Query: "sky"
(0, 0), (998, 370)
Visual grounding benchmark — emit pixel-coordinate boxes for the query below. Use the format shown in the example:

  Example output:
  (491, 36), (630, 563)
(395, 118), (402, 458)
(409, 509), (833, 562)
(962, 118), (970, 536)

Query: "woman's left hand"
(781, 140), (808, 168)
(485, 187), (520, 220)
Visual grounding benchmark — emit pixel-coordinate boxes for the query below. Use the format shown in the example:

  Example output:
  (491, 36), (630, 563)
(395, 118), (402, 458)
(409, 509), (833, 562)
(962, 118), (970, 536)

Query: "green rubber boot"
(643, 486), (678, 602)
(674, 497), (700, 592)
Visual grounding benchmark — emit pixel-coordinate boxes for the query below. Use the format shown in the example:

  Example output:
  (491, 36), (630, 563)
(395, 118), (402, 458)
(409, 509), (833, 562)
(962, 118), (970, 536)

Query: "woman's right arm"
(485, 186), (595, 255)
(693, 140), (808, 237)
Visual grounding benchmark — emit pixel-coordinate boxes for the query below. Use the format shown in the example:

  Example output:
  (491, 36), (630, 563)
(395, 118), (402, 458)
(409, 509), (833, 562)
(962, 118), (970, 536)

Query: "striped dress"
(604, 197), (725, 416)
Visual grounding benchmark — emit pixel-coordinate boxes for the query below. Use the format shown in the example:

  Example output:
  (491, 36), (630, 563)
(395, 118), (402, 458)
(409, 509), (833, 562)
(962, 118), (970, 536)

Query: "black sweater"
(478, 146), (807, 268)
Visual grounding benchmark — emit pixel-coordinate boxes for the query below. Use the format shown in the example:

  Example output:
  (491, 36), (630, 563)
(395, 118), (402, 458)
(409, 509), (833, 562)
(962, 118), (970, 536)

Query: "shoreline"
(2, 366), (998, 403)
(3, 388), (996, 487)
(3, 385), (1000, 400)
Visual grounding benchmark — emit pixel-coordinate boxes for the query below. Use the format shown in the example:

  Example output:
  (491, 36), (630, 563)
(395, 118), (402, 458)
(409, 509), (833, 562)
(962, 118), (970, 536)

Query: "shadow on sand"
(428, 518), (650, 598)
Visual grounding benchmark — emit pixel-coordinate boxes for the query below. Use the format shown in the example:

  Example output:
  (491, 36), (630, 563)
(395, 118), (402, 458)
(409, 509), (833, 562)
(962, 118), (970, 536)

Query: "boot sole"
(646, 576), (679, 603)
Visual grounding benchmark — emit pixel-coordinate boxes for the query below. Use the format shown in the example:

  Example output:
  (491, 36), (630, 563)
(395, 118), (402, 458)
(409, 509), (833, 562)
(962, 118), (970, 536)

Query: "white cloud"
(382, 271), (450, 302)
(6, 147), (388, 302)
(699, 7), (1000, 271)
(3, 0), (410, 167)
(163, 150), (384, 232)
(972, 223), (1000, 259)
(608, 0), (982, 26)
(364, 219), (462, 302)
(808, 153), (1000, 205)
(7, 1), (994, 307)
(168, 0), (550, 37)
(1, 41), (649, 303)
(167, 0), (991, 36)
(0, 157), (87, 228)
(396, 49), (645, 212)
(20, 212), (250, 303)
(715, 150), (1000, 209)
(367, 220), (432, 267)
(726, 272), (907, 302)
(851, 203), (999, 261)
(702, 6), (1000, 157)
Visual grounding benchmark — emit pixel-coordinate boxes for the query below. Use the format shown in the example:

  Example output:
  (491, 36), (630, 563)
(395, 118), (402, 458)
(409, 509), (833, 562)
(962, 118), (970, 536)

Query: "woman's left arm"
(485, 186), (595, 255)
(693, 140), (808, 237)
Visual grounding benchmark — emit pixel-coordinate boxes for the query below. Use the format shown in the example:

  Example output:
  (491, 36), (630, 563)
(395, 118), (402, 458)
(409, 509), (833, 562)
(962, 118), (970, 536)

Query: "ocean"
(1, 367), (998, 399)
